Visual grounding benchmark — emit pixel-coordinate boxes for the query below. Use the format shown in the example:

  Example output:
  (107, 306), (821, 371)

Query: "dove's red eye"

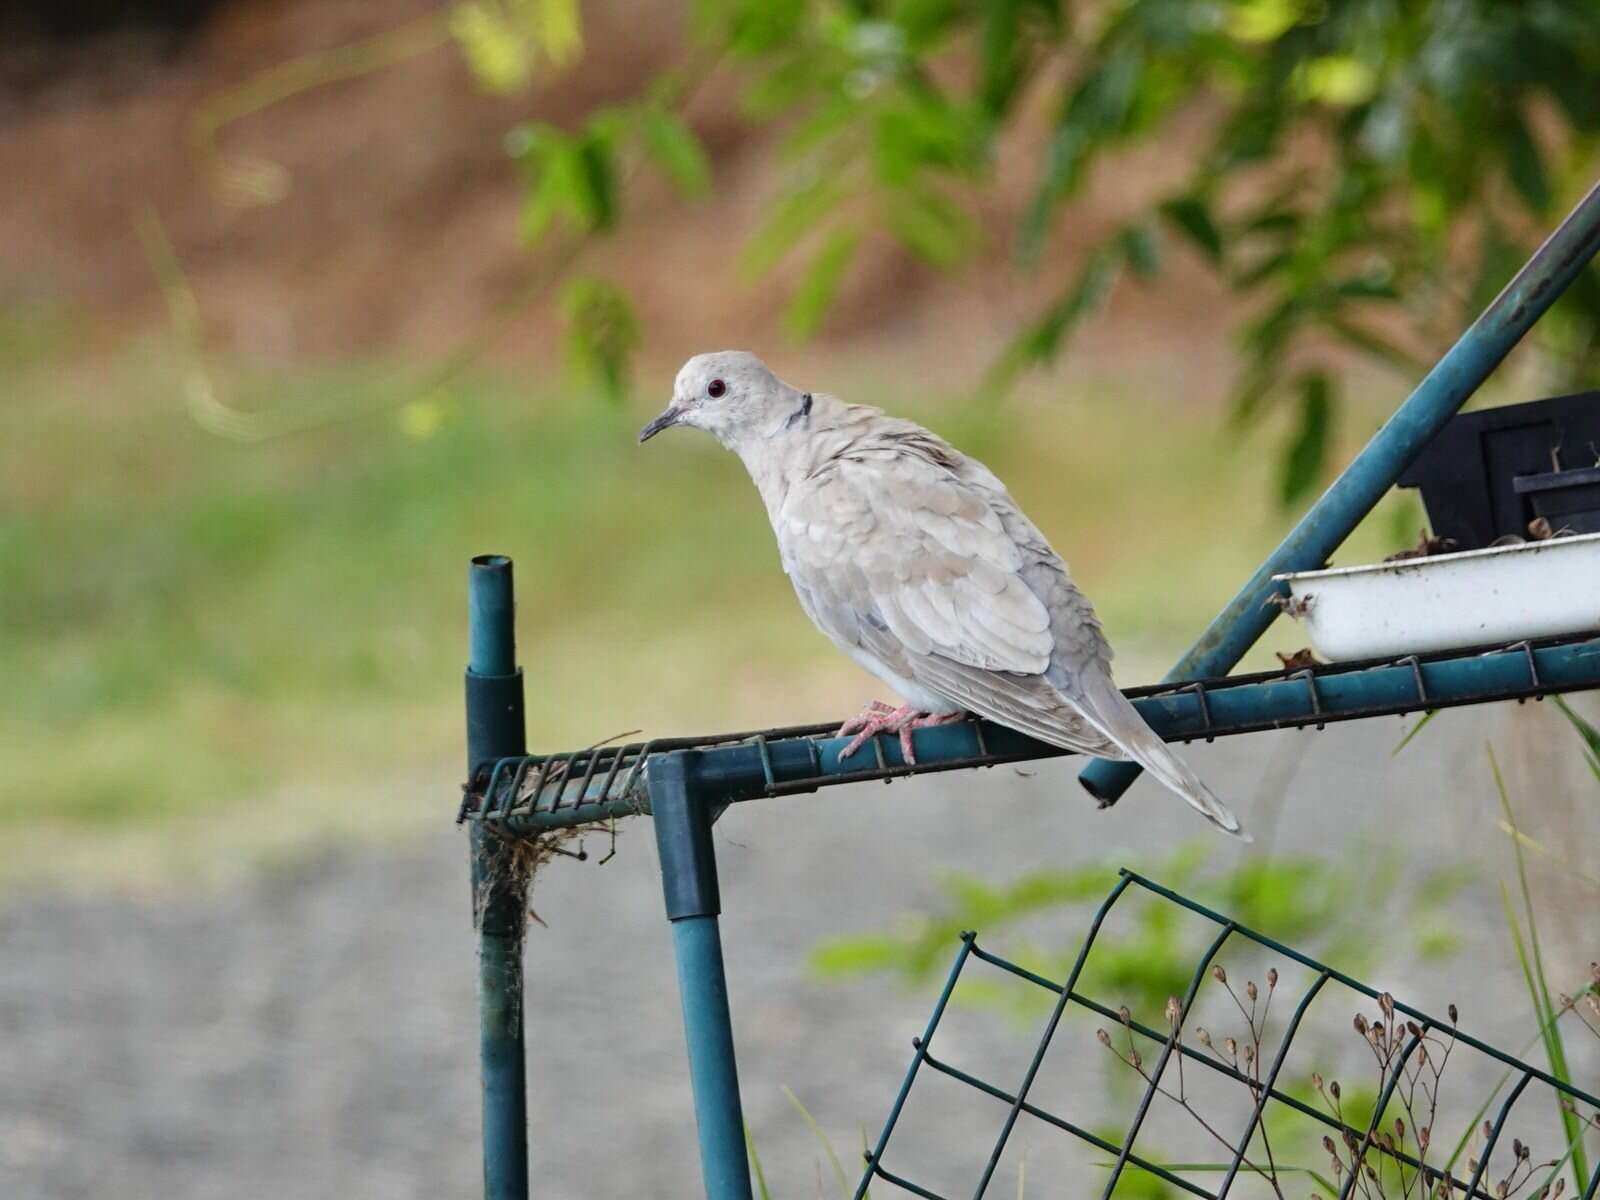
(707, 379), (726, 398)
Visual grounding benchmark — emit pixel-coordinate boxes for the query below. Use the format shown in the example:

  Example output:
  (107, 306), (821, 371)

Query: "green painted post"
(467, 555), (529, 1200)
(650, 751), (755, 1200)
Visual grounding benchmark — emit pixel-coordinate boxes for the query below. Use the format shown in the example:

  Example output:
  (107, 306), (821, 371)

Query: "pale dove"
(639, 351), (1246, 838)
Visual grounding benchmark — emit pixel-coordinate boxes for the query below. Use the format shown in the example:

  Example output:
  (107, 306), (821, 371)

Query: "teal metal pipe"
(467, 555), (529, 1200)
(670, 918), (755, 1200)
(493, 634), (1600, 834)
(1080, 178), (1600, 804)
(650, 751), (754, 1200)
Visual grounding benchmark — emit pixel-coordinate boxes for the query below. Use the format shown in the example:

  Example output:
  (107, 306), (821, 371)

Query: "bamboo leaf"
(988, 244), (1120, 386)
(885, 185), (977, 267)
(742, 175), (850, 277)
(559, 277), (639, 405)
(784, 225), (861, 340)
(640, 108), (712, 198)
(1503, 107), (1552, 214)
(1159, 195), (1223, 264)
(979, 0), (1025, 118)
(1278, 371), (1333, 506)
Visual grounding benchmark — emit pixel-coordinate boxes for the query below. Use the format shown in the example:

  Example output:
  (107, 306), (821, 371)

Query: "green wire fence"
(856, 870), (1600, 1200)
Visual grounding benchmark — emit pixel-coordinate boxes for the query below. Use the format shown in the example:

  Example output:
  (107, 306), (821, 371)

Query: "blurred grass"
(1, 329), (1420, 889)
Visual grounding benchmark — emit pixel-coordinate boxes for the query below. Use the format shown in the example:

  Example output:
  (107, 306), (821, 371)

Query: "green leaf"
(1277, 371), (1333, 506)
(1019, 46), (1143, 260)
(783, 1088), (850, 1199)
(742, 175), (850, 277)
(1390, 709), (1437, 757)
(989, 243), (1120, 385)
(884, 185), (977, 267)
(530, 0), (582, 67)
(450, 0), (582, 93)
(744, 1124), (772, 1200)
(451, 1), (536, 94)
(1118, 223), (1161, 279)
(1552, 695), (1600, 782)
(784, 225), (861, 340)
(808, 935), (907, 977)
(1503, 107), (1552, 213)
(558, 277), (639, 405)
(1491, 745), (1591, 1195)
(573, 136), (618, 231)
(1160, 195), (1223, 264)
(639, 108), (712, 198)
(979, 0), (1025, 118)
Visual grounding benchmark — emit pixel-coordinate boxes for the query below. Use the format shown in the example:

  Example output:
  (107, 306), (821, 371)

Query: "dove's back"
(767, 399), (1245, 838)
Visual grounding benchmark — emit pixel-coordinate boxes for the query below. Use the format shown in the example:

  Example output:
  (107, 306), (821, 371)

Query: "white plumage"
(639, 351), (1247, 839)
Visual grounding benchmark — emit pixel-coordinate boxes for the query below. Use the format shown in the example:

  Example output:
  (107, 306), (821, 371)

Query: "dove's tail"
(1069, 671), (1250, 841)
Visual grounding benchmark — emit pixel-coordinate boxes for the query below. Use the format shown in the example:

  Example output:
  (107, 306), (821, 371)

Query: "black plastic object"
(1397, 390), (1600, 548)
(649, 751), (722, 921)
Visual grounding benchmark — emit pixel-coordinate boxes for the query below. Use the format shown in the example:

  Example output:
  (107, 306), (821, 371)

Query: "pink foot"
(895, 711), (965, 764)
(837, 703), (965, 765)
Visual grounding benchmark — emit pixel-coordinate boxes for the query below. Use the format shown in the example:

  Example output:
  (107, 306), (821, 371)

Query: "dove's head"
(639, 351), (804, 447)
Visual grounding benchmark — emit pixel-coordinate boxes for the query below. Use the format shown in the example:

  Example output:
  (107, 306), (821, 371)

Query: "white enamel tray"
(1272, 532), (1600, 661)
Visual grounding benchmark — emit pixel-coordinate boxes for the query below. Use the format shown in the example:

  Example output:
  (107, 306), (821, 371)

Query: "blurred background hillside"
(0, 0), (1420, 886)
(6, 3), (1600, 1198)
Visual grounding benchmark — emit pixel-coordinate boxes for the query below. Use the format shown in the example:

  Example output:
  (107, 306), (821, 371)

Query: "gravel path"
(3, 703), (1597, 1199)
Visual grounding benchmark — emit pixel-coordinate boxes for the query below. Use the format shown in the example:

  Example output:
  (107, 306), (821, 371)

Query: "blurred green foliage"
(810, 844), (1470, 1022)
(10, 331), (1434, 884)
(457, 0), (1600, 504)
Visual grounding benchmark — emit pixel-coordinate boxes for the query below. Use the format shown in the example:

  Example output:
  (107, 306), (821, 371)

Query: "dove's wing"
(777, 424), (1245, 837)
(778, 438), (1124, 758)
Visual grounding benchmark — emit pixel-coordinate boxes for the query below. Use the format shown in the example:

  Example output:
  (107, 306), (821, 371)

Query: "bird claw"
(836, 703), (965, 766)
(837, 700), (898, 738)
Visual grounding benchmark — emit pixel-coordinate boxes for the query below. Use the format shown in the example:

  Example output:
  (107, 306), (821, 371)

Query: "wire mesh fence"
(855, 871), (1600, 1200)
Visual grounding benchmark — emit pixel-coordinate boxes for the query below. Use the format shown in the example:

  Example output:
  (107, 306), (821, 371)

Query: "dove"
(639, 351), (1247, 838)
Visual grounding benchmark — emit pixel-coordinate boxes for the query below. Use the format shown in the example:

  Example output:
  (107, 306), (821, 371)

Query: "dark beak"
(638, 405), (682, 444)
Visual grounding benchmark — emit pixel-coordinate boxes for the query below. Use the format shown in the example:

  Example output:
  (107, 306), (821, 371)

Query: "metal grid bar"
(856, 870), (1600, 1200)
(460, 631), (1600, 835)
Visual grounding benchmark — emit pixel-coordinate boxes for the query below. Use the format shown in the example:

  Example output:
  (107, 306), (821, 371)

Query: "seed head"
(1165, 996), (1183, 1026)
(1267, 967), (1278, 989)
(1246, 980), (1258, 1002)
(1213, 964), (1227, 984)
(1096, 1028), (1111, 1047)
(1448, 1003), (1459, 1024)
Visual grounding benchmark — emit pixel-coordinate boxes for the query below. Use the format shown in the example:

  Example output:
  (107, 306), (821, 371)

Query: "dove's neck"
(723, 389), (850, 524)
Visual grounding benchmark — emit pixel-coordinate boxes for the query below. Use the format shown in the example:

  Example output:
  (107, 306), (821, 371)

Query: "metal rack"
(461, 632), (1600, 836)
(460, 176), (1600, 1200)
